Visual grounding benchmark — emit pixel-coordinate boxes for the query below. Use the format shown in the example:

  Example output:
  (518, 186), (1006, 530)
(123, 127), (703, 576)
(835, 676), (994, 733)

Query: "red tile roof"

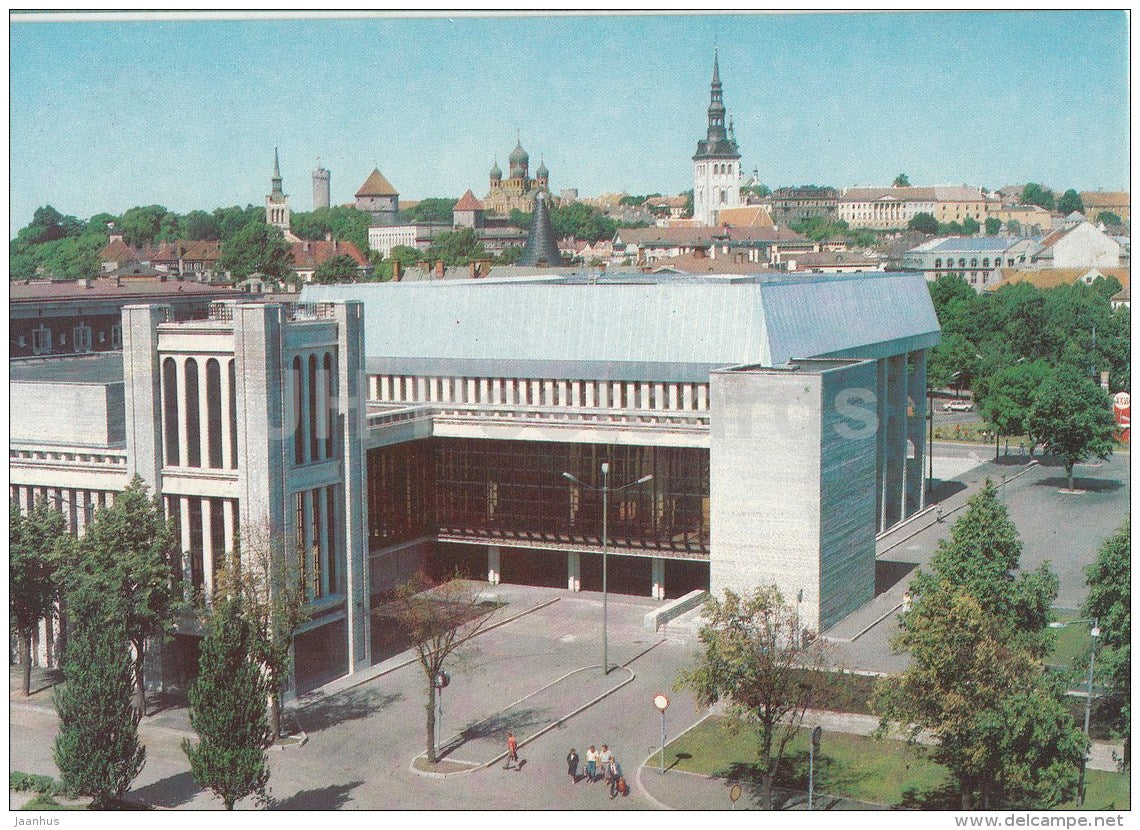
(99, 238), (140, 262)
(454, 189), (484, 212)
(290, 239), (368, 270)
(141, 240), (222, 262)
(10, 278), (245, 303)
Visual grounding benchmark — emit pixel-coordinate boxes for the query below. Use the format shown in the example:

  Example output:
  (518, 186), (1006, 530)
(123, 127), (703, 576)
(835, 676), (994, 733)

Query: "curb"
(635, 710), (715, 810)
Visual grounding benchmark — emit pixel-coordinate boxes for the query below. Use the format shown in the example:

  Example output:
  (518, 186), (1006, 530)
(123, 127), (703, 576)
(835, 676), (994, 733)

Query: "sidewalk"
(636, 764), (881, 811)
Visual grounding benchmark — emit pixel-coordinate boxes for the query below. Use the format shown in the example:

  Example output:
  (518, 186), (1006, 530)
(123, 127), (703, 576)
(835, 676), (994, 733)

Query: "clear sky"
(9, 10), (1130, 235)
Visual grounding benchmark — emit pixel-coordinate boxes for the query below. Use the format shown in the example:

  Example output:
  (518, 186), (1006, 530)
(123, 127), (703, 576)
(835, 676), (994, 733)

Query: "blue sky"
(9, 11), (1130, 235)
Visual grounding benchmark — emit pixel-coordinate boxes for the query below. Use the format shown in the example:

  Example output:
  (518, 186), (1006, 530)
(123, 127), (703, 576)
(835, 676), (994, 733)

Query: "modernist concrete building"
(10, 272), (938, 691)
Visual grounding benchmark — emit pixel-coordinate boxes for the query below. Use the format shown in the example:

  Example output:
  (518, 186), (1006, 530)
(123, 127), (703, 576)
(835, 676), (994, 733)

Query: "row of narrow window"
(292, 353), (338, 466)
(373, 376), (710, 411)
(161, 357), (238, 469)
(295, 485), (338, 600)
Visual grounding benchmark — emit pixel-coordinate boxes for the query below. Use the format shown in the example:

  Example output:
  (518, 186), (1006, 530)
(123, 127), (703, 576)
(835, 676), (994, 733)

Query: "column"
(570, 381), (581, 408)
(906, 349), (928, 515)
(180, 496), (193, 596)
(487, 545), (501, 585)
(877, 359), (888, 533)
(303, 490), (316, 599)
(317, 488), (330, 598)
(584, 381), (595, 408)
(201, 498), (214, 601)
(654, 383), (665, 410)
(176, 356), (189, 467)
(567, 551), (581, 592)
(220, 358), (234, 469)
(697, 385), (708, 411)
(479, 378), (489, 403)
(884, 354), (907, 529)
(380, 375), (391, 401)
(557, 381), (568, 406)
(682, 384), (694, 410)
(417, 377), (428, 402)
(222, 498), (236, 571)
(651, 557), (665, 600)
(543, 380), (554, 405)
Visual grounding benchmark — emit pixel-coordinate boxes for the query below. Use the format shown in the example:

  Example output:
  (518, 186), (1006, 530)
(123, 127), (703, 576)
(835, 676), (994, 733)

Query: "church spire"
(271, 147), (283, 196)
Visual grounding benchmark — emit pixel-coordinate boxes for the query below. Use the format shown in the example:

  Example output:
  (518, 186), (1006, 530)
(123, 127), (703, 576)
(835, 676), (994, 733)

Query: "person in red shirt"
(506, 732), (519, 770)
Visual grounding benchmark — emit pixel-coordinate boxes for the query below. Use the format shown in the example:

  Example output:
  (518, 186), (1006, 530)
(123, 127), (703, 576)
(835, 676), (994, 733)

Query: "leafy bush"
(10, 771), (65, 795)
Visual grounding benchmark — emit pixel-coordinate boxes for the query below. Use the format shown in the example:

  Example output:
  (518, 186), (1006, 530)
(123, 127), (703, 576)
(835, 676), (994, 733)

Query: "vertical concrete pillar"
(884, 355), (907, 529)
(584, 381), (595, 408)
(876, 359), (888, 533)
(317, 487), (330, 597)
(567, 551), (581, 592)
(682, 384), (694, 410)
(222, 497), (236, 568)
(220, 358), (234, 469)
(651, 557), (665, 600)
(906, 350), (928, 516)
(487, 545), (501, 585)
(121, 304), (167, 491)
(201, 498), (215, 601)
(197, 354), (211, 469)
(179, 496), (193, 597)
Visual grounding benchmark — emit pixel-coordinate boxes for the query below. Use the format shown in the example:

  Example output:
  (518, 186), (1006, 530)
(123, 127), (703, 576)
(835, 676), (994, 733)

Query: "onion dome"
(490, 159), (502, 180)
(509, 141), (529, 166)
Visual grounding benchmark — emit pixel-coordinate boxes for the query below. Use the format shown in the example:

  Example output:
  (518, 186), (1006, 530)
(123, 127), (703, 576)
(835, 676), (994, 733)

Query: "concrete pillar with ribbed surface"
(121, 304), (168, 490)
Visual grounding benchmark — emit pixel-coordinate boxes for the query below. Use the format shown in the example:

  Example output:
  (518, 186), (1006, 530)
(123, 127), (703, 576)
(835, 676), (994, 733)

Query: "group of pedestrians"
(566, 745), (627, 798)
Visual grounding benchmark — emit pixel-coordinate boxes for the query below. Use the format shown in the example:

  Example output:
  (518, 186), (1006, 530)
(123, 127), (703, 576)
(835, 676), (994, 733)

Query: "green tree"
(312, 253), (361, 285)
(1057, 189), (1085, 216)
(1007, 218), (1023, 236)
(1028, 365), (1116, 491)
(908, 212), (938, 234)
(67, 476), (176, 714)
(401, 197), (458, 224)
(1082, 520), (1130, 764)
(213, 205), (266, 243)
(387, 575), (498, 764)
(893, 173), (911, 187)
(961, 216), (980, 235)
(984, 216), (1002, 236)
(1096, 211), (1123, 228)
(682, 189), (694, 219)
(388, 245), (423, 268)
(217, 223), (294, 280)
(496, 245), (523, 265)
(53, 611), (146, 809)
(928, 332), (978, 391)
(423, 227), (487, 266)
(182, 595), (271, 810)
(1020, 183), (1056, 212)
(119, 205), (169, 247)
(874, 485), (1084, 808)
(10, 501), (66, 696)
(182, 210), (221, 241)
(914, 481), (1059, 656)
(976, 360), (1053, 457)
(675, 585), (834, 810)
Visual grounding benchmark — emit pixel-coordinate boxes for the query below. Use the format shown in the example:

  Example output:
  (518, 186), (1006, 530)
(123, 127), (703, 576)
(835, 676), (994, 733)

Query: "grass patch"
(667, 716), (1129, 810)
(791, 669), (877, 716)
(20, 793), (84, 810)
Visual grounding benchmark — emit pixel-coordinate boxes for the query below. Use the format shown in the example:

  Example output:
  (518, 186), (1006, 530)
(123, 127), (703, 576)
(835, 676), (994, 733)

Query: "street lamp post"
(562, 464), (652, 675)
(1049, 617), (1100, 807)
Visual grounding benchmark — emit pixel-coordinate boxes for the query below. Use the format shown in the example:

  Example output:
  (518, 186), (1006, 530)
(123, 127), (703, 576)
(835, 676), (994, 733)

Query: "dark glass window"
(162, 357), (180, 466)
(293, 357), (304, 465)
(308, 354), (319, 462)
(206, 359), (223, 468)
(228, 360), (238, 468)
(185, 358), (201, 467)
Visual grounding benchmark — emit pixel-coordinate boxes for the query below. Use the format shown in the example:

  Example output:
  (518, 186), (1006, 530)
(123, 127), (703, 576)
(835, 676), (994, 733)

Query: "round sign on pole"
(729, 784), (742, 803)
(653, 693), (669, 711)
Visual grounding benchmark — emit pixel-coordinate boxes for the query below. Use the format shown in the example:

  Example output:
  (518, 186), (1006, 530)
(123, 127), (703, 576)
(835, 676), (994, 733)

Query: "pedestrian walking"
(566, 748), (579, 782)
(505, 732), (519, 770)
(609, 758), (625, 799)
(599, 745), (613, 785)
(585, 746), (598, 781)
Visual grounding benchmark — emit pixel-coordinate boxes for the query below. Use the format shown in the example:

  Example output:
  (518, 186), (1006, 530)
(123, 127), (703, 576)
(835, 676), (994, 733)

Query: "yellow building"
(1080, 191), (1130, 223)
(483, 141), (549, 216)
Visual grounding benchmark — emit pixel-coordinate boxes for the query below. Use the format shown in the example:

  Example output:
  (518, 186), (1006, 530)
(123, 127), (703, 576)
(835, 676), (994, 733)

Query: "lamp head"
(1091, 626), (1100, 639)
(601, 462), (610, 475)
(635, 474), (653, 485)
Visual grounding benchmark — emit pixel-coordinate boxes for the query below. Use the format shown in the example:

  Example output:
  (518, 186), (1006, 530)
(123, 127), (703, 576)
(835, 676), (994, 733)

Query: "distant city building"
(612, 225), (816, 266)
(903, 236), (1039, 290)
(453, 189), (485, 229)
(312, 163), (331, 210)
(290, 238), (370, 283)
(715, 205), (775, 229)
(984, 203), (1053, 235)
(265, 148), (292, 234)
(98, 235), (223, 281)
(355, 169), (400, 227)
(838, 185), (986, 229)
(782, 251), (884, 273)
(692, 53), (742, 226)
(771, 187), (839, 225)
(1080, 191), (1130, 224)
(1032, 221), (1124, 269)
(484, 142), (549, 216)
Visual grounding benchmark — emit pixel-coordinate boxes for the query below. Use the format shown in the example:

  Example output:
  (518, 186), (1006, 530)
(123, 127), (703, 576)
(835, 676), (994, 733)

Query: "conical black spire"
(519, 192), (563, 267)
(693, 52), (740, 161)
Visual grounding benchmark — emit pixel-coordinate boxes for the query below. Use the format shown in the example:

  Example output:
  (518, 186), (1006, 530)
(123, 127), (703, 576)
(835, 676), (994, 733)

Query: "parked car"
(943, 400), (975, 412)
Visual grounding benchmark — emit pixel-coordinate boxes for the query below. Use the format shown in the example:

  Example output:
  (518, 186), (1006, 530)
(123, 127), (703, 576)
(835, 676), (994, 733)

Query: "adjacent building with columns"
(10, 270), (938, 689)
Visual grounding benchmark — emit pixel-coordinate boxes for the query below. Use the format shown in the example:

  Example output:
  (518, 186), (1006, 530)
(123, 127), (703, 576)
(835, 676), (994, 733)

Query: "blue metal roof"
(302, 272), (940, 379)
(922, 237), (1021, 253)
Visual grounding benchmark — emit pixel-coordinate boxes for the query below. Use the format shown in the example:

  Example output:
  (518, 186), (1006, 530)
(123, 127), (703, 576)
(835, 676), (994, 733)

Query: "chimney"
(325, 232), (332, 242)
(392, 260), (402, 282)
(435, 260), (445, 278)
(76, 277), (92, 289)
(479, 259), (492, 277)
(470, 261), (478, 279)
(303, 240), (309, 252)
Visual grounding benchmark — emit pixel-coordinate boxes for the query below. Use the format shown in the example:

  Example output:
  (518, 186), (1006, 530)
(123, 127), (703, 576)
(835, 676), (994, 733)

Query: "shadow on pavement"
(297, 687), (404, 734)
(875, 560), (917, 595)
(1033, 477), (1123, 493)
(272, 780), (363, 810)
(930, 480), (967, 502)
(439, 706), (549, 760)
(129, 770), (201, 809)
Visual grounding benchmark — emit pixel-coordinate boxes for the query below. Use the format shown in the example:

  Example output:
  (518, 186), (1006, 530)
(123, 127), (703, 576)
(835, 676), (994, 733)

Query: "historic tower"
(266, 148), (291, 232)
(312, 161), (331, 210)
(692, 53), (742, 227)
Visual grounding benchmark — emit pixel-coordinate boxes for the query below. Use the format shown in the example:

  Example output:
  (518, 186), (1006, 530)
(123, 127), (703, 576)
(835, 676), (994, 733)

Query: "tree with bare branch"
(383, 574), (499, 764)
(215, 523), (309, 741)
(675, 585), (834, 810)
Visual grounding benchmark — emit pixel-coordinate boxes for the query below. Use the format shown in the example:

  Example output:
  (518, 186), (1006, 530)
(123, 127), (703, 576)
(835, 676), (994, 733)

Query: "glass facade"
(367, 438), (710, 556)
